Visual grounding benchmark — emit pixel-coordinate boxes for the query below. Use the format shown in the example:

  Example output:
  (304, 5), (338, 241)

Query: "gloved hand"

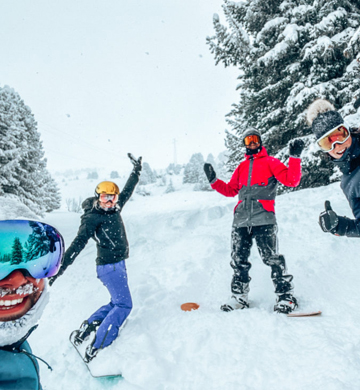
(128, 153), (142, 174)
(203, 163), (216, 184)
(319, 201), (339, 234)
(289, 139), (305, 158)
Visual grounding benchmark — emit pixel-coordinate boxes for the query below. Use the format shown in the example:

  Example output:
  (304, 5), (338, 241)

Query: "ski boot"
(221, 294), (249, 312)
(84, 342), (99, 363)
(71, 320), (102, 346)
(274, 294), (298, 314)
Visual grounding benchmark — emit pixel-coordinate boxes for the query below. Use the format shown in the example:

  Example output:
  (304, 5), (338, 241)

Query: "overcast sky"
(0, 0), (239, 173)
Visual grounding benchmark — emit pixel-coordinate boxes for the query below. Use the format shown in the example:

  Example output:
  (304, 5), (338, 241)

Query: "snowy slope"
(13, 180), (360, 390)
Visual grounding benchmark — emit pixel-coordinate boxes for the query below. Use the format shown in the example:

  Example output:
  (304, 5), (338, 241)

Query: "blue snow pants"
(87, 260), (132, 349)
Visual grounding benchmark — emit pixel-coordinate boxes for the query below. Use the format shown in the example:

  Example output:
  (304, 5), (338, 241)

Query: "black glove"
(128, 153), (142, 174)
(203, 163), (216, 184)
(319, 201), (339, 234)
(289, 139), (305, 158)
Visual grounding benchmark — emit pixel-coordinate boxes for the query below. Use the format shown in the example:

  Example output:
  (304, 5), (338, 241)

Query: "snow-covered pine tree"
(207, 0), (360, 189)
(11, 237), (23, 265)
(166, 163), (182, 175)
(183, 153), (205, 184)
(165, 178), (175, 193)
(110, 170), (120, 179)
(139, 162), (157, 185)
(216, 150), (232, 181)
(182, 153), (211, 190)
(206, 153), (217, 171)
(0, 85), (61, 215)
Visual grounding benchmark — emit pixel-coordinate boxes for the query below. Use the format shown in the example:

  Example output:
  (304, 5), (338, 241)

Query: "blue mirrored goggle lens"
(0, 220), (64, 280)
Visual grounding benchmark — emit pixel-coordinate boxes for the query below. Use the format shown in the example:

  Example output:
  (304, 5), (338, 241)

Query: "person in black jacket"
(307, 99), (360, 236)
(49, 153), (142, 362)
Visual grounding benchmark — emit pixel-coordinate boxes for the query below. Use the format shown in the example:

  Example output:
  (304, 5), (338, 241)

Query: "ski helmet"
(95, 181), (120, 198)
(242, 128), (262, 155)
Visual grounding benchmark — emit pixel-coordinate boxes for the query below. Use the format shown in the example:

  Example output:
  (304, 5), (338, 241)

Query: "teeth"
(0, 298), (24, 307)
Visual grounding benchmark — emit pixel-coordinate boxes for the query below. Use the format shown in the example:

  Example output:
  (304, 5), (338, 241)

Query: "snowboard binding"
(221, 295), (249, 312)
(84, 343), (99, 363)
(70, 320), (102, 346)
(274, 294), (298, 314)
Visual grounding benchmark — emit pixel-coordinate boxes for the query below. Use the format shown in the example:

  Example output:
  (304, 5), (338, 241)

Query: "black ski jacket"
(57, 170), (139, 275)
(333, 134), (360, 237)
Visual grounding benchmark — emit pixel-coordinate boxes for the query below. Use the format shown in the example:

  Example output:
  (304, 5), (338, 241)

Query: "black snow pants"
(230, 224), (294, 298)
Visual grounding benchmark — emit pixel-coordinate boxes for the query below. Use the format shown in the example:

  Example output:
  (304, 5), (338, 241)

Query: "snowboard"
(287, 310), (322, 318)
(69, 331), (123, 378)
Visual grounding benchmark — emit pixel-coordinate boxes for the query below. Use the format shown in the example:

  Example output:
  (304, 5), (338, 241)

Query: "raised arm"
(49, 212), (98, 285)
(118, 153), (142, 209)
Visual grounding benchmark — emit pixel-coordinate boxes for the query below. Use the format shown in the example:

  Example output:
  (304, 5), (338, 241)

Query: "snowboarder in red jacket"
(204, 128), (304, 313)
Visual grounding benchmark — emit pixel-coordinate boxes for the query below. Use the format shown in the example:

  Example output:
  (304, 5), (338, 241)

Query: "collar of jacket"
(94, 201), (120, 214)
(82, 197), (119, 214)
(0, 325), (38, 351)
(244, 147), (268, 160)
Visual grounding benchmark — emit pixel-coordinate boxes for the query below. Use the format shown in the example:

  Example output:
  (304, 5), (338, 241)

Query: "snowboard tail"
(287, 310), (322, 317)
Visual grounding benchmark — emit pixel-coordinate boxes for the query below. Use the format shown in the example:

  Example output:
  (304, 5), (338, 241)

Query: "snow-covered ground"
(6, 175), (360, 390)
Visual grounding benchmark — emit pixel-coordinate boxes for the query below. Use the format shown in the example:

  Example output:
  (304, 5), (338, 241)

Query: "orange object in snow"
(181, 302), (200, 311)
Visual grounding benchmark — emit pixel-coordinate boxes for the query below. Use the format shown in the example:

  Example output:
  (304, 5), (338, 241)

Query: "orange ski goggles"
(99, 194), (118, 203)
(317, 125), (350, 152)
(244, 134), (261, 146)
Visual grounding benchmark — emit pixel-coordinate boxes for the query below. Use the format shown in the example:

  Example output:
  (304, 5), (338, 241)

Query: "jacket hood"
(82, 197), (119, 214)
(244, 146), (268, 160)
(82, 197), (97, 212)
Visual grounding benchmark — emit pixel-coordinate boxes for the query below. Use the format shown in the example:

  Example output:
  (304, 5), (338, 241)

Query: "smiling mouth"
(0, 297), (26, 310)
(0, 282), (36, 312)
(335, 147), (346, 155)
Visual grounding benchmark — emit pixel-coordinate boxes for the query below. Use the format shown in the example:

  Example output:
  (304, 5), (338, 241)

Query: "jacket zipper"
(101, 228), (116, 248)
(247, 158), (254, 227)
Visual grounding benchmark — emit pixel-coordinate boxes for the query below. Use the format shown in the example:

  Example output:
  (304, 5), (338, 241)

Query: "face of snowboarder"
(244, 134), (260, 148)
(326, 134), (352, 159)
(317, 124), (352, 159)
(98, 193), (119, 210)
(247, 141), (261, 150)
(0, 270), (45, 322)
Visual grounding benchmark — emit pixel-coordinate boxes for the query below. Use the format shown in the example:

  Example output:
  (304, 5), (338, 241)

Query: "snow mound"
(0, 196), (38, 220)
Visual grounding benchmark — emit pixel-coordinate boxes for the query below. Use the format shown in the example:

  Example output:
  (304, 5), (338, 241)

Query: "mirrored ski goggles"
(317, 125), (350, 152)
(0, 220), (64, 280)
(99, 194), (118, 202)
(244, 134), (260, 146)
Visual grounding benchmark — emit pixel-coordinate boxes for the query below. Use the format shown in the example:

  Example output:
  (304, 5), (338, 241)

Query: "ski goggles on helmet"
(317, 124), (350, 152)
(0, 220), (64, 280)
(98, 194), (119, 202)
(244, 134), (261, 146)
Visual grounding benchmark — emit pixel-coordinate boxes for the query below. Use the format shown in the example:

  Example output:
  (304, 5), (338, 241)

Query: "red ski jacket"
(212, 147), (301, 226)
